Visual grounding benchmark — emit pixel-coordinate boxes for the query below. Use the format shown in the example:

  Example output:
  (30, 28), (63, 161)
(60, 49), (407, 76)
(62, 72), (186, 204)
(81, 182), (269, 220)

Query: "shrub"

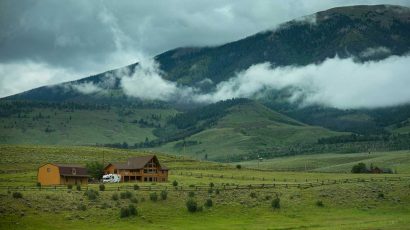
(84, 189), (99, 200)
(120, 207), (130, 218)
(215, 189), (220, 195)
(188, 191), (195, 198)
(99, 184), (105, 191)
(100, 202), (110, 209)
(36, 182), (41, 187)
(209, 182), (214, 188)
(172, 180), (178, 187)
(271, 197), (280, 209)
(120, 205), (138, 218)
(112, 193), (119, 201)
(236, 164), (242, 169)
(150, 192), (158, 202)
(120, 191), (133, 199)
(378, 192), (384, 198)
(205, 198), (213, 208)
(160, 190), (168, 200)
(12, 192), (23, 199)
(130, 197), (139, 204)
(186, 199), (198, 212)
(77, 204), (87, 211)
(133, 184), (139, 190)
(76, 184), (81, 191)
(250, 192), (257, 198)
(351, 163), (367, 173)
(265, 195), (272, 200)
(208, 188), (213, 194)
(67, 184), (73, 190)
(316, 200), (324, 207)
(128, 204), (137, 216)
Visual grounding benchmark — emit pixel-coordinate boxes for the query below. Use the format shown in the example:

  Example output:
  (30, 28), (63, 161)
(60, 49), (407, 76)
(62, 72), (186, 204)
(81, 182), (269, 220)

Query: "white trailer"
(102, 174), (121, 183)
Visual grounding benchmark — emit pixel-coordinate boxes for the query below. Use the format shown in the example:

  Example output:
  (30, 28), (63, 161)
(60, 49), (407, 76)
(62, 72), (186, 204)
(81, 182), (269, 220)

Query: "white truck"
(102, 174), (121, 183)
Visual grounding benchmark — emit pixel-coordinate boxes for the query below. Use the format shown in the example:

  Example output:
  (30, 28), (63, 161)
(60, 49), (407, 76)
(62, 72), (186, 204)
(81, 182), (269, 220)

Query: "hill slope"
(154, 100), (345, 161)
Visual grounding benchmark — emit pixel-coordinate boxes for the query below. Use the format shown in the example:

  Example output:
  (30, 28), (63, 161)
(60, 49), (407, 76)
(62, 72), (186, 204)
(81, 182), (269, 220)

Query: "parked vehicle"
(102, 174), (121, 183)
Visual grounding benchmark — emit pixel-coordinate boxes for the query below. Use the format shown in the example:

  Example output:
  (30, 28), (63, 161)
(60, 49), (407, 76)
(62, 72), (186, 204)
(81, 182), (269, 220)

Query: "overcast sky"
(1, 0), (409, 98)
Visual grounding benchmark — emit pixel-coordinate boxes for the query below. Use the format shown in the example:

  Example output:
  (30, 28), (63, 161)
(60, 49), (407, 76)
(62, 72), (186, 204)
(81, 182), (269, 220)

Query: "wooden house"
(104, 155), (168, 182)
(37, 163), (89, 186)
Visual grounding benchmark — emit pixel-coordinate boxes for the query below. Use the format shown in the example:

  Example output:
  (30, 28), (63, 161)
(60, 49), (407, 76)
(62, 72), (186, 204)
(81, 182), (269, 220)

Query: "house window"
(114, 169), (117, 174)
(47, 168), (51, 173)
(72, 168), (76, 175)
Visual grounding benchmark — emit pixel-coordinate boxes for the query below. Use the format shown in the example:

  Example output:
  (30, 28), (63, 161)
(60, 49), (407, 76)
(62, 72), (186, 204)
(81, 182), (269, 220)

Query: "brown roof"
(107, 155), (168, 170)
(54, 163), (89, 177)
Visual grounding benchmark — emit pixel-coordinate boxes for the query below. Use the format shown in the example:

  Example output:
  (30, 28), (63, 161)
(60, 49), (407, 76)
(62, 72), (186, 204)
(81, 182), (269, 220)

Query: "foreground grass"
(0, 145), (409, 229)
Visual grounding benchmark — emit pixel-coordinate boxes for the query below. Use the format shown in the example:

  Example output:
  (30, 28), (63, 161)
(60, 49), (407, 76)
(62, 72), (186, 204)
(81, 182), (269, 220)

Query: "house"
(104, 155), (168, 182)
(37, 163), (89, 186)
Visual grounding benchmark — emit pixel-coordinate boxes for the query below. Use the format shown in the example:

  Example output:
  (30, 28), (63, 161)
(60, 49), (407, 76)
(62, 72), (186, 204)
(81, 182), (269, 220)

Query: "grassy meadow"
(1, 145), (410, 229)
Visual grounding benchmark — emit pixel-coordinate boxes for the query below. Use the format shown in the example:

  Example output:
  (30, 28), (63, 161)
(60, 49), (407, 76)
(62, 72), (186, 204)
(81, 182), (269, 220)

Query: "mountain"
(1, 5), (410, 161)
(6, 4), (410, 102)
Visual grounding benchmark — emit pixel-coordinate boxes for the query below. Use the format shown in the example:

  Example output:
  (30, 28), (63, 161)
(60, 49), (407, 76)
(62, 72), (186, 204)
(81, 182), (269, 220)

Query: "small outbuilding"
(37, 163), (89, 186)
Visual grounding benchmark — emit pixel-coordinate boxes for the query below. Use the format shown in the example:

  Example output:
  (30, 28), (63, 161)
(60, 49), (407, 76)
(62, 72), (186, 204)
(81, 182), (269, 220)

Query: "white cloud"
(195, 55), (410, 109)
(0, 61), (80, 97)
(111, 55), (410, 109)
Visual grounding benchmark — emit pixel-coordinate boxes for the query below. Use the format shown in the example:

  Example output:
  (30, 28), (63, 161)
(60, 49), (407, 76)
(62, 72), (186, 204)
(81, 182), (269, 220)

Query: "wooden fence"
(1, 176), (407, 192)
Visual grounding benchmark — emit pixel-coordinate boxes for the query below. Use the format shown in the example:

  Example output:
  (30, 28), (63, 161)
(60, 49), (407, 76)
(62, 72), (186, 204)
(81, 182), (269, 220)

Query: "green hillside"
(155, 100), (345, 161)
(238, 150), (410, 174)
(0, 103), (177, 146)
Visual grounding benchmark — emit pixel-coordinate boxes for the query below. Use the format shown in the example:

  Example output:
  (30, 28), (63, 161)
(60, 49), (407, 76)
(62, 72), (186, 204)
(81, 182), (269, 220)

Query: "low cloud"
(111, 55), (410, 109)
(197, 55), (410, 109)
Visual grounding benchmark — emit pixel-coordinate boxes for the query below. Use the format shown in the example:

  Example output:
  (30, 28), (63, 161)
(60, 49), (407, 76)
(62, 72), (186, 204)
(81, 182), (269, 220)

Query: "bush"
(36, 182), (41, 187)
(84, 189), (99, 200)
(351, 163), (367, 173)
(12, 192), (23, 199)
(160, 190), (168, 200)
(77, 204), (87, 211)
(120, 204), (138, 218)
(67, 184), (73, 190)
(208, 188), (213, 194)
(271, 197), (280, 209)
(120, 191), (133, 199)
(378, 192), (384, 198)
(128, 204), (137, 216)
(150, 192), (158, 202)
(188, 191), (195, 198)
(99, 184), (105, 191)
(236, 164), (242, 169)
(120, 207), (130, 218)
(133, 184), (139, 190)
(130, 197), (139, 204)
(316, 200), (324, 207)
(172, 180), (178, 187)
(209, 182), (214, 188)
(205, 199), (213, 208)
(215, 189), (220, 195)
(112, 193), (119, 201)
(250, 192), (257, 198)
(186, 199), (198, 212)
(76, 184), (81, 191)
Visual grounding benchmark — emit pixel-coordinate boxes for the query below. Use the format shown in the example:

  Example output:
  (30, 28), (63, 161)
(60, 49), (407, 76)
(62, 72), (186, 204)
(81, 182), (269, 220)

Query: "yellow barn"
(37, 163), (89, 186)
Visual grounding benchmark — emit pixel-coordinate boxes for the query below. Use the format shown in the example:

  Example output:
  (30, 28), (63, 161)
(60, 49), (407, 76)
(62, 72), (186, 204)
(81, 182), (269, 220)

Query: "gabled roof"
(107, 155), (168, 170)
(40, 163), (89, 177)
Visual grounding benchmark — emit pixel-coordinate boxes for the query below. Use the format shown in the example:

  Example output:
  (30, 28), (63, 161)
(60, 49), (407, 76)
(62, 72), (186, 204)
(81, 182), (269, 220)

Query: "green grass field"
(0, 108), (177, 145)
(237, 151), (410, 174)
(1, 145), (409, 229)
